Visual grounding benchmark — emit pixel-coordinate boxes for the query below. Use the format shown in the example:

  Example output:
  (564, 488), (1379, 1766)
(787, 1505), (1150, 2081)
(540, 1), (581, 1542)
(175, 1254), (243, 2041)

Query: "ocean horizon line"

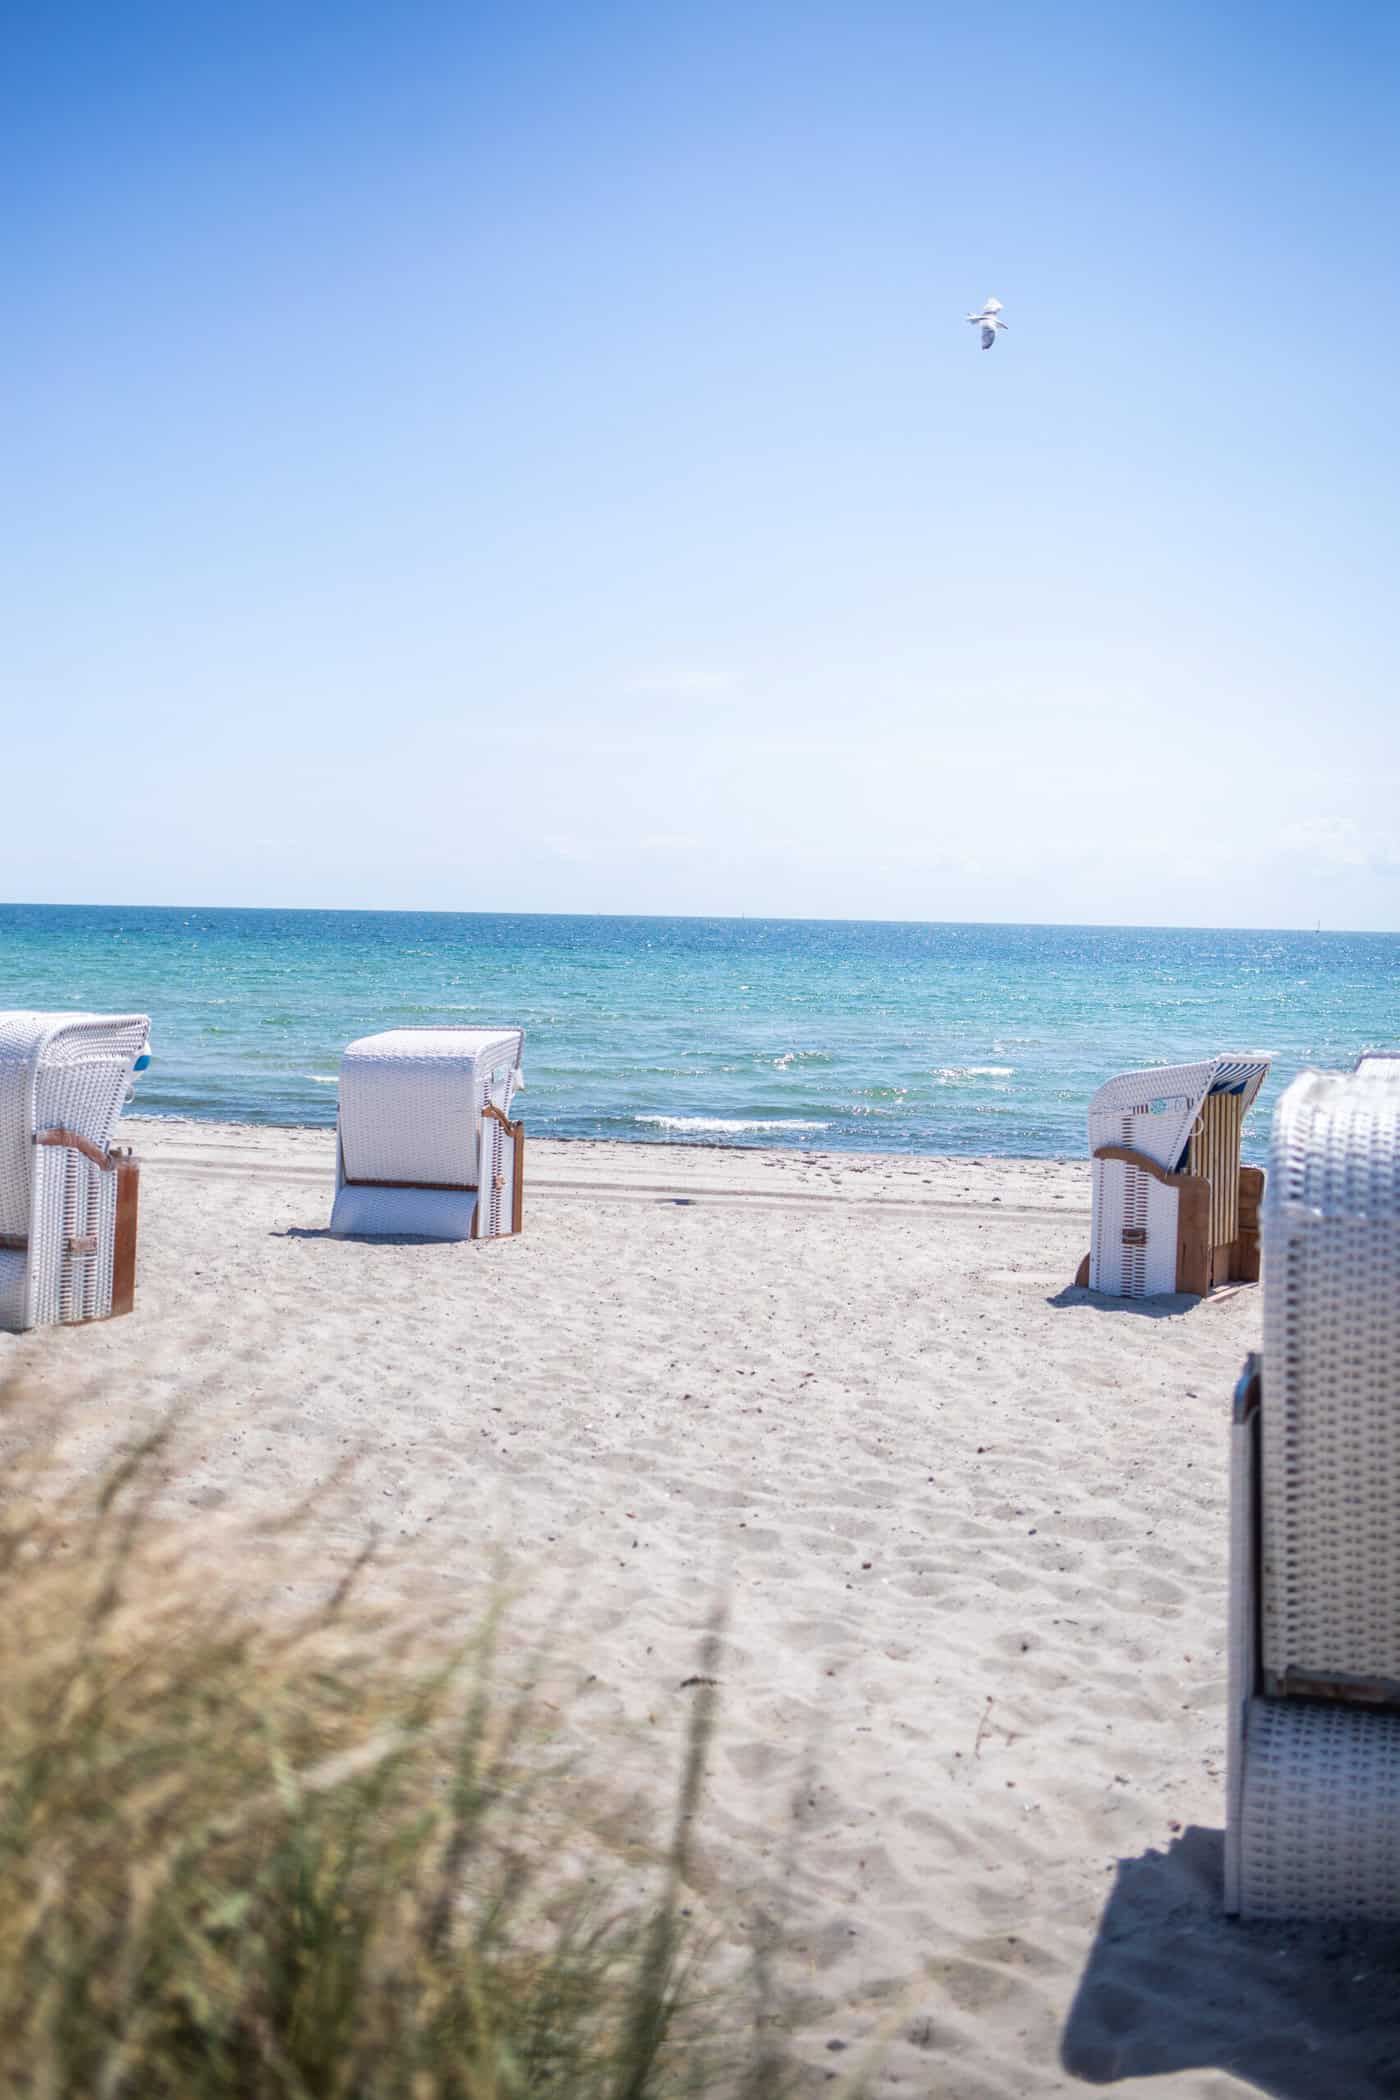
(2, 900), (1393, 940)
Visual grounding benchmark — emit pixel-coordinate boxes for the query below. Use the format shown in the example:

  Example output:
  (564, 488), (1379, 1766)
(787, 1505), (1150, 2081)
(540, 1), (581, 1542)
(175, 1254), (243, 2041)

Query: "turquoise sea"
(0, 905), (1394, 1157)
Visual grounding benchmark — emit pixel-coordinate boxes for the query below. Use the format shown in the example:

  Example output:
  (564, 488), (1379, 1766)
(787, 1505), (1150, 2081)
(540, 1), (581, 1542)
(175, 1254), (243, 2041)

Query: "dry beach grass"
(2, 1121), (1399, 2097)
(0, 1370), (826, 2099)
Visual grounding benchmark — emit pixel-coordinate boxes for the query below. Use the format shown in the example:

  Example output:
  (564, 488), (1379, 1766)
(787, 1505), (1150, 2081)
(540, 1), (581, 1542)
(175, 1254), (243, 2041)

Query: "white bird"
(966, 295), (1008, 350)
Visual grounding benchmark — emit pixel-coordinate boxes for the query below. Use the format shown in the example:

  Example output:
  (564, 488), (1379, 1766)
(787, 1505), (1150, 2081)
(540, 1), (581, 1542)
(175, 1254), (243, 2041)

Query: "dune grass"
(0, 1371), (815, 2099)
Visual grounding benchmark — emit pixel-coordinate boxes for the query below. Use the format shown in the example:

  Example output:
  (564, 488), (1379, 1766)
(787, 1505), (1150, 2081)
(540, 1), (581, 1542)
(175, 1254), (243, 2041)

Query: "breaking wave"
(636, 1115), (832, 1134)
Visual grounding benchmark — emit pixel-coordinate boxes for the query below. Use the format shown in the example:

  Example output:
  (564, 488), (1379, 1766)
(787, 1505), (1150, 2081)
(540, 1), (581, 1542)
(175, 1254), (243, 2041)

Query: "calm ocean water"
(0, 906), (1394, 1157)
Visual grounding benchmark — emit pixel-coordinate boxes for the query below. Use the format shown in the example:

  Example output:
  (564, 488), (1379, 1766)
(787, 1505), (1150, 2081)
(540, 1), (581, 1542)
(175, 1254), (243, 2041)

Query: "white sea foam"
(936, 1065), (1015, 1080)
(306, 1074), (339, 1084)
(636, 1115), (832, 1134)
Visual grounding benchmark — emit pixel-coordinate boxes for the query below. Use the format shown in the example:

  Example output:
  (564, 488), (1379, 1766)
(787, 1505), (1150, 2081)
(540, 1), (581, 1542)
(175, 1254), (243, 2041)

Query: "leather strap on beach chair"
(35, 1128), (115, 1170)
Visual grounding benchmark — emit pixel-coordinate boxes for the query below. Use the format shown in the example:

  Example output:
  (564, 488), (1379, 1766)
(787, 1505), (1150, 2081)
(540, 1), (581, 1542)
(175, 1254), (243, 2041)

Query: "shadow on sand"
(1061, 1827), (1400, 2096)
(269, 1228), (456, 1247)
(1045, 1285), (1201, 1321)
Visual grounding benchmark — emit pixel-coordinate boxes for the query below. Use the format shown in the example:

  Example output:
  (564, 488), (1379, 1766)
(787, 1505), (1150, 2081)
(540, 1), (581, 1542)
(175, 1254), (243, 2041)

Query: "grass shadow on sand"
(1061, 1827), (1400, 2097)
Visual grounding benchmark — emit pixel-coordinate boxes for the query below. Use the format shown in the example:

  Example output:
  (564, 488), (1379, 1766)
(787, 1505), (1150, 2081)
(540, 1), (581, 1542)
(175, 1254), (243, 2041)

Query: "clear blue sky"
(4, 1), (1396, 927)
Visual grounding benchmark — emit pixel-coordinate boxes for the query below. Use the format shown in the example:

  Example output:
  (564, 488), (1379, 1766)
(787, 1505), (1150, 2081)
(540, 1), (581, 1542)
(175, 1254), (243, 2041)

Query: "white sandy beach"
(3, 1121), (1397, 2098)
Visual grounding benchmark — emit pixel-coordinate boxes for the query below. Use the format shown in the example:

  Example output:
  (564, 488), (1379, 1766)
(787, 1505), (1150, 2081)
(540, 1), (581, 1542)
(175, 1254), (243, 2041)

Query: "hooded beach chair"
(1225, 1054), (1400, 1919)
(1077, 1055), (1272, 1297)
(0, 1011), (150, 1333)
(329, 1027), (525, 1242)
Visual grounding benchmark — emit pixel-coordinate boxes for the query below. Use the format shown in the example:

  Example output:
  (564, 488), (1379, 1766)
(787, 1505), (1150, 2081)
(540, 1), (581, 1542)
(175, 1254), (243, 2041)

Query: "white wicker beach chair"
(329, 1028), (525, 1242)
(1079, 1055), (1271, 1297)
(0, 1011), (150, 1333)
(1225, 1055), (1400, 1919)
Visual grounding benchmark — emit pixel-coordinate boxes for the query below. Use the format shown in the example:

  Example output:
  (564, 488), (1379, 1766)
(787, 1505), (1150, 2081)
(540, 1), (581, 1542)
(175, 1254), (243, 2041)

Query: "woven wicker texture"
(332, 1027), (524, 1242)
(1260, 1060), (1400, 1687)
(337, 1029), (521, 1190)
(1087, 1056), (1270, 1296)
(0, 1012), (149, 1333)
(1236, 1699), (1400, 1919)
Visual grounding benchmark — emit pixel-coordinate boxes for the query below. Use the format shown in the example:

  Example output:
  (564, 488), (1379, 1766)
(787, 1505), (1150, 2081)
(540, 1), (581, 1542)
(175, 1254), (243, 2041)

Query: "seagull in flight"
(967, 295), (1008, 350)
